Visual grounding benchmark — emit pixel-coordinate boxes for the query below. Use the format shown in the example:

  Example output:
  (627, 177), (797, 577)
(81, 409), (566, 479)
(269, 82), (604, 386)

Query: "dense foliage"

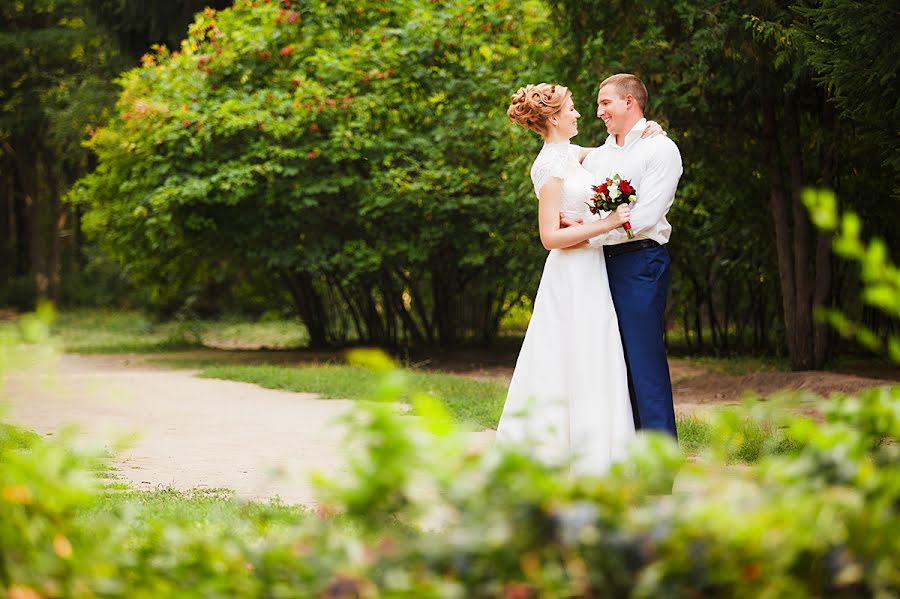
(4, 0), (898, 363)
(551, 0), (899, 367)
(2, 203), (899, 595)
(0, 0), (126, 305)
(1, 346), (898, 597)
(71, 0), (552, 347)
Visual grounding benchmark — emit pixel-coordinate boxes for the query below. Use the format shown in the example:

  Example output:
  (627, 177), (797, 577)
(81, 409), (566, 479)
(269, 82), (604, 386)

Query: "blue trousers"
(605, 245), (677, 438)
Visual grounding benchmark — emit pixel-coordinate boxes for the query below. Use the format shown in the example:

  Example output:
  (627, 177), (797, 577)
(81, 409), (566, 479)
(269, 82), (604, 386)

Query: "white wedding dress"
(495, 141), (635, 476)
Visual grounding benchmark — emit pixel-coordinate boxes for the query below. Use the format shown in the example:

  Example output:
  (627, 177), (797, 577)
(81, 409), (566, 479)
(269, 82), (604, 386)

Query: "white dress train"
(495, 141), (635, 476)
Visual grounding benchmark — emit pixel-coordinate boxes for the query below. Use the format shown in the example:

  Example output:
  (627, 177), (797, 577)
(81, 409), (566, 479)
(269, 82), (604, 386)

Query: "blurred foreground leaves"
(2, 317), (898, 596)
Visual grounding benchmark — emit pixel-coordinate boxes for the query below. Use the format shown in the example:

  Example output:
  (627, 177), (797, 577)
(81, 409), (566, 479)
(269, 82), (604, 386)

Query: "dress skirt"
(495, 247), (635, 476)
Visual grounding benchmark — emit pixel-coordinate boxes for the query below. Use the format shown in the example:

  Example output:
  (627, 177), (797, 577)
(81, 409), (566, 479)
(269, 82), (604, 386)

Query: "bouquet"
(587, 174), (635, 239)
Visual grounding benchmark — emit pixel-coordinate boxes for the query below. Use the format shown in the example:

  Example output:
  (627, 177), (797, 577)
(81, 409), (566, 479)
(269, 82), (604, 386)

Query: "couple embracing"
(496, 74), (683, 476)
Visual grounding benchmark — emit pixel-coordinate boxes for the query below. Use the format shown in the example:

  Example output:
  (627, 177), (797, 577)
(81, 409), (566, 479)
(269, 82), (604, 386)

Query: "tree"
(0, 0), (124, 303)
(73, 0), (554, 347)
(84, 0), (234, 59)
(550, 0), (897, 369)
(791, 0), (900, 190)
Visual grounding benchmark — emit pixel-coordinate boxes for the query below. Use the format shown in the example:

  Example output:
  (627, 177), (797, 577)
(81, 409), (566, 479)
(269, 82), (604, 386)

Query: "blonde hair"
(507, 83), (571, 136)
(599, 74), (648, 112)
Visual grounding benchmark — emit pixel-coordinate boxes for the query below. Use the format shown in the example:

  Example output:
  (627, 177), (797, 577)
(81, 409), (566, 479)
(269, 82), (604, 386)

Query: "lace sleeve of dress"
(569, 144), (582, 162)
(530, 147), (568, 198)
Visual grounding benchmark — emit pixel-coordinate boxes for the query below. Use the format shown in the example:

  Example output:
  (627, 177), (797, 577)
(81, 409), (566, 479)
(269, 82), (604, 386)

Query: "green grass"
(676, 416), (714, 454)
(0, 418), (308, 531)
(677, 413), (797, 463)
(0, 422), (41, 452)
(196, 363), (506, 430)
(678, 355), (789, 376)
(79, 486), (308, 534)
(190, 361), (798, 450)
(47, 309), (309, 353)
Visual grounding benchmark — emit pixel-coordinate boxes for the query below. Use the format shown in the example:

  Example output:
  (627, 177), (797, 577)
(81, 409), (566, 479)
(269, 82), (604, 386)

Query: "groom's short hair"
(599, 74), (648, 112)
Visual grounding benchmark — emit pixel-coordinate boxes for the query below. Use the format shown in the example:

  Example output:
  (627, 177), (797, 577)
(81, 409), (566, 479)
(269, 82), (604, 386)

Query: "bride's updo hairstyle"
(507, 83), (570, 137)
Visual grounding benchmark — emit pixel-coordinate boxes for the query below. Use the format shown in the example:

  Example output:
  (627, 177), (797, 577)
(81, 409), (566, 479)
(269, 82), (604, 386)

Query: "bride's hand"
(559, 213), (583, 228)
(608, 204), (632, 226)
(642, 120), (667, 138)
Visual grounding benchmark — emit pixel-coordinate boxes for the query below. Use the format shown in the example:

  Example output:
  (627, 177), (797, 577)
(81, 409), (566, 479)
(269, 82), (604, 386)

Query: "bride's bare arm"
(538, 178), (630, 250)
(577, 120), (667, 163)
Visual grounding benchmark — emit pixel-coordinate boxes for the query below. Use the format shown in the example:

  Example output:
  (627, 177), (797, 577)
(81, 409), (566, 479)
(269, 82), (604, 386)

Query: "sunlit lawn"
(6, 308), (805, 456)
(193, 362), (507, 431)
(175, 360), (794, 456)
(48, 309), (309, 353)
(0, 422), (309, 534)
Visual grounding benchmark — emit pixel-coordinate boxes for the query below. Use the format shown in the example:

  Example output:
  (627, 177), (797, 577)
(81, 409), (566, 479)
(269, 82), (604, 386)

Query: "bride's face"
(551, 96), (580, 139)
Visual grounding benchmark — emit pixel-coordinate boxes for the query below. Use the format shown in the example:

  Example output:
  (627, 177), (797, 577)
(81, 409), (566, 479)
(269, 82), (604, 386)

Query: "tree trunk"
(13, 186), (29, 277)
(812, 95), (836, 369)
(283, 272), (330, 348)
(784, 93), (814, 369)
(0, 169), (11, 272)
(723, 279), (733, 353)
(45, 154), (63, 304)
(382, 272), (426, 347)
(395, 268), (435, 344)
(761, 86), (798, 364)
(432, 259), (458, 347)
(24, 150), (47, 300)
(4, 141), (33, 278)
(812, 231), (832, 367)
(332, 276), (367, 343)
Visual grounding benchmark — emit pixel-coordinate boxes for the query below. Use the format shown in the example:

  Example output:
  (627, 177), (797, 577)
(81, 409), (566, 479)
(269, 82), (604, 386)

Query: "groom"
(578, 74), (682, 438)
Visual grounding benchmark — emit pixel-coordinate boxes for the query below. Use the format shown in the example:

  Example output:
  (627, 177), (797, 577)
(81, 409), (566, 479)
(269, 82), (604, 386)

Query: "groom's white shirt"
(582, 118), (682, 247)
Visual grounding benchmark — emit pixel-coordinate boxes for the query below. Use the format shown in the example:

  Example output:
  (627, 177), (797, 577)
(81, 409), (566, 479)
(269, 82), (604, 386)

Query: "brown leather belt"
(603, 238), (660, 258)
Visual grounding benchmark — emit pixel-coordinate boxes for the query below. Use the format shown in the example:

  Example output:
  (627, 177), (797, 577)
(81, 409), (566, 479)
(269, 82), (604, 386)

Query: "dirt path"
(3, 354), (357, 505)
(3, 352), (894, 504)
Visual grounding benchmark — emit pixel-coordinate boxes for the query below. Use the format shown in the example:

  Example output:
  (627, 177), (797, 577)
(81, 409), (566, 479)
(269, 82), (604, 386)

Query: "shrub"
(71, 0), (553, 347)
(2, 342), (897, 596)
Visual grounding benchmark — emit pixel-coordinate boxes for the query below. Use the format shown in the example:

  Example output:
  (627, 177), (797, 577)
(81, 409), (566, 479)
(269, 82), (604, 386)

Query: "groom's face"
(596, 85), (631, 134)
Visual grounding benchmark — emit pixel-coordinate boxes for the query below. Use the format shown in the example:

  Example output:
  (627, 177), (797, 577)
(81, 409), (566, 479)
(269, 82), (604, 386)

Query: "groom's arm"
(578, 122), (666, 164)
(625, 139), (682, 236)
(578, 147), (596, 163)
(589, 138), (682, 246)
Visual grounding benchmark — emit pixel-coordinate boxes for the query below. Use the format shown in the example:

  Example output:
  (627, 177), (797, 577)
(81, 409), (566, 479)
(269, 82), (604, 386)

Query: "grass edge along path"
(197, 363), (507, 431)
(193, 362), (796, 461)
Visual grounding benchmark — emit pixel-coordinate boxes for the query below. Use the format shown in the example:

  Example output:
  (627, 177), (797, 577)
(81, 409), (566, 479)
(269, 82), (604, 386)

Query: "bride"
(496, 83), (659, 475)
